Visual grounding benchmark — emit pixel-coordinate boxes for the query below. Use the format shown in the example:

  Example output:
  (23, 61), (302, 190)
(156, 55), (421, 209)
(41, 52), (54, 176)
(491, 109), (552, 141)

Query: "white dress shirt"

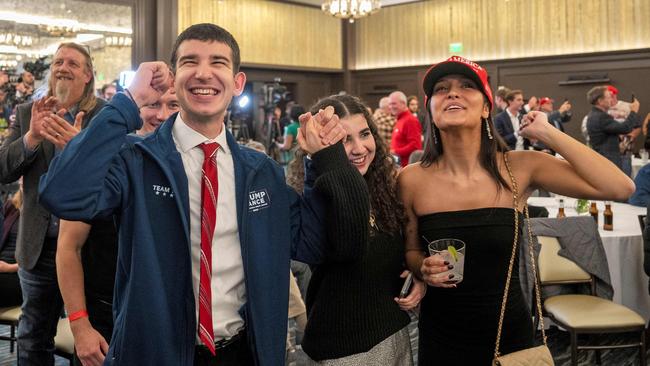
(506, 109), (524, 151)
(172, 114), (245, 341)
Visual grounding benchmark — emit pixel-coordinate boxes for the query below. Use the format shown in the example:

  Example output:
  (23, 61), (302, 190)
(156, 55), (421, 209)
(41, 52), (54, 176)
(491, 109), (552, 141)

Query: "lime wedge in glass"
(447, 245), (459, 262)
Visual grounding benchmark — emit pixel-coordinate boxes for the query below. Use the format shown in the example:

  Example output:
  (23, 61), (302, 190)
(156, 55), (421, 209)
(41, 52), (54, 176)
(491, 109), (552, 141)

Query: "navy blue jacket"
(630, 164), (650, 207)
(494, 110), (519, 150)
(547, 110), (571, 133)
(39, 93), (366, 365)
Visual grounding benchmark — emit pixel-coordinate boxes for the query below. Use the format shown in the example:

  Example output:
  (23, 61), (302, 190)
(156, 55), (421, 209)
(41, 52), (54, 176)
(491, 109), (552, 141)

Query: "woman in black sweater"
(299, 95), (425, 365)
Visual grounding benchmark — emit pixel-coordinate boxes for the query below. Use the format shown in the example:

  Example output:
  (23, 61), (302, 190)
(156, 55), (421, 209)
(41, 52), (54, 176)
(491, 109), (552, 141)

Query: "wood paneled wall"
(352, 0), (650, 70)
(178, 0), (343, 70)
(351, 50), (650, 145)
(243, 67), (343, 109)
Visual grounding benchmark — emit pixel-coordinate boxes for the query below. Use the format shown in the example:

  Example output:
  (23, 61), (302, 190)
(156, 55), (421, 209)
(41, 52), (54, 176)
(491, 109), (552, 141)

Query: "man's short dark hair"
(505, 89), (522, 103)
(496, 86), (511, 100)
(587, 86), (608, 106)
(170, 23), (241, 73)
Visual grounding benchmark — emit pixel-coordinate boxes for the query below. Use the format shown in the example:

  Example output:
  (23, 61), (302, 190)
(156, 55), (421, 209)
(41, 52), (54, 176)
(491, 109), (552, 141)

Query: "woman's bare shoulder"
(398, 162), (429, 184)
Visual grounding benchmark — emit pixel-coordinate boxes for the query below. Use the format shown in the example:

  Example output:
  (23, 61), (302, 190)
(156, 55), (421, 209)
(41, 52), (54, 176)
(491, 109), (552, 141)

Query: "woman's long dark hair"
(304, 94), (405, 234)
(420, 97), (511, 190)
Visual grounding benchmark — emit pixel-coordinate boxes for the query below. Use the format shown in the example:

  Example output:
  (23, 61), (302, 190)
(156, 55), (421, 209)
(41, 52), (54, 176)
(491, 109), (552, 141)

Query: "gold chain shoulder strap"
(494, 152), (548, 359)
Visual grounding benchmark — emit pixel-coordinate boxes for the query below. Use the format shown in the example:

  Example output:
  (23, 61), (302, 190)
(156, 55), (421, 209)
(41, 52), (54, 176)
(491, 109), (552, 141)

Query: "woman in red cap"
(398, 56), (635, 364)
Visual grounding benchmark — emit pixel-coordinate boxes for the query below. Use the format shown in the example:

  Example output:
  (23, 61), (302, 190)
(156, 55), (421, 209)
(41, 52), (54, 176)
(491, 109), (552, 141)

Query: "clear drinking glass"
(640, 149), (649, 163)
(425, 237), (466, 284)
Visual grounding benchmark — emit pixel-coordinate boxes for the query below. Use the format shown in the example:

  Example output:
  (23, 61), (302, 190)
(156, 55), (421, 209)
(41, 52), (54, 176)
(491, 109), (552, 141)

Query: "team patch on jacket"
(152, 184), (174, 198)
(248, 189), (270, 212)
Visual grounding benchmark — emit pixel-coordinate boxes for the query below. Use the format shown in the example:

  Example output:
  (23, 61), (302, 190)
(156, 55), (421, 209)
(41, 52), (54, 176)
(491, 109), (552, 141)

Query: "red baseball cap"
(539, 97), (554, 106)
(607, 85), (618, 95)
(422, 56), (493, 110)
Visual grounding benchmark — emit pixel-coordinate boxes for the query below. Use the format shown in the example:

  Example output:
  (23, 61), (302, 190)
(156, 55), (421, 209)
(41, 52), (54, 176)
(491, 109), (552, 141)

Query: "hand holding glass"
(425, 238), (466, 284)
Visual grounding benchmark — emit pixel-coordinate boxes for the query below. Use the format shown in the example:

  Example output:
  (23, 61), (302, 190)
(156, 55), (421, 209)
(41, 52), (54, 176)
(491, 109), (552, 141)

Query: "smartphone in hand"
(399, 273), (414, 298)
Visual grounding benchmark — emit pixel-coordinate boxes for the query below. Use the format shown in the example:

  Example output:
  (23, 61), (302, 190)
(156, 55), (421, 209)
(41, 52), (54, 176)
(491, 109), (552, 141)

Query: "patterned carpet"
(0, 325), (69, 366)
(2, 323), (649, 365)
(546, 326), (650, 366)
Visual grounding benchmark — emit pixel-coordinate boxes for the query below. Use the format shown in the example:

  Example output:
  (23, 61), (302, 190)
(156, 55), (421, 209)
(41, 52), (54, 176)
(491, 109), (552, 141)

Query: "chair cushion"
(545, 294), (645, 329)
(538, 236), (591, 282)
(54, 318), (75, 355)
(0, 306), (21, 322)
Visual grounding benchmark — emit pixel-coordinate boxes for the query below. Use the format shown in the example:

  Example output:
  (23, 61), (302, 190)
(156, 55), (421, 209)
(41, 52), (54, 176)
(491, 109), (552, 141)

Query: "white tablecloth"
(527, 197), (650, 322)
(632, 157), (647, 180)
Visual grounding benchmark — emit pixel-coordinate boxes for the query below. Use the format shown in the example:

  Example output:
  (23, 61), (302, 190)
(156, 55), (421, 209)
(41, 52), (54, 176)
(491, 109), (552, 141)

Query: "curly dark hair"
(303, 94), (405, 234)
(286, 149), (307, 193)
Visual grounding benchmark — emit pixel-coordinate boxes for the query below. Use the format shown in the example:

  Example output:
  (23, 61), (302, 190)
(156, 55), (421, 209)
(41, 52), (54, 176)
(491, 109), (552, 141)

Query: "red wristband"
(68, 310), (88, 322)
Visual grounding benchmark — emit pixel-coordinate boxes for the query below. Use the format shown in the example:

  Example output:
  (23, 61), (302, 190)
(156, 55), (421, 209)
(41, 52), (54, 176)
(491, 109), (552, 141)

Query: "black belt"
(196, 328), (247, 354)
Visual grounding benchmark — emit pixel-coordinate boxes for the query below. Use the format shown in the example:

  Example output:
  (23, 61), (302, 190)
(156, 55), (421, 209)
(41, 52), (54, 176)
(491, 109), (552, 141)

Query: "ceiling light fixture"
(321, 0), (381, 23)
(0, 33), (33, 47)
(0, 11), (132, 35)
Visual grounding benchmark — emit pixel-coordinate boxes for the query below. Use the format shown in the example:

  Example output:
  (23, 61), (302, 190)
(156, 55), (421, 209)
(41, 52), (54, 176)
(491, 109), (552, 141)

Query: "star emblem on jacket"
(152, 184), (174, 198)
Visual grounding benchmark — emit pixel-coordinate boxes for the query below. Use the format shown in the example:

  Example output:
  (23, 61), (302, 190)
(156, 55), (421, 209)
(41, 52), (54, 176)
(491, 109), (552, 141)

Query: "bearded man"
(0, 42), (105, 365)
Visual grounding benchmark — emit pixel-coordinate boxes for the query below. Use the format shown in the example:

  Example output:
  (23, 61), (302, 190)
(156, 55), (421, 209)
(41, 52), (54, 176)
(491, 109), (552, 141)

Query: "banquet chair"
(54, 318), (74, 365)
(536, 234), (647, 366)
(0, 306), (21, 352)
(639, 215), (646, 232)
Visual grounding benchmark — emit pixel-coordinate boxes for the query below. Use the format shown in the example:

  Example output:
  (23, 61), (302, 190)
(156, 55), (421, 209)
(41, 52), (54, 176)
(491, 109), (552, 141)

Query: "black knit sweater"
(302, 215), (410, 361)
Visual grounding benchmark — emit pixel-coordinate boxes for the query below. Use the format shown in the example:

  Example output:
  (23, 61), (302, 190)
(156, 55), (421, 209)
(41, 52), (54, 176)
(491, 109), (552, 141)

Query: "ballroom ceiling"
(0, 0), (131, 68)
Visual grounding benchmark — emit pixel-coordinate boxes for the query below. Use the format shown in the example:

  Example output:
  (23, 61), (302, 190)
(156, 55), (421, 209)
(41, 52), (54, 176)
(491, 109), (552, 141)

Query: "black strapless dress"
(417, 208), (534, 365)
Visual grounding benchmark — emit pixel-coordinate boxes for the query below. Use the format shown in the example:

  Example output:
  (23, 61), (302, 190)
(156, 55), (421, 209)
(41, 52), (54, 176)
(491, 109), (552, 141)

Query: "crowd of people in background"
(0, 22), (646, 366)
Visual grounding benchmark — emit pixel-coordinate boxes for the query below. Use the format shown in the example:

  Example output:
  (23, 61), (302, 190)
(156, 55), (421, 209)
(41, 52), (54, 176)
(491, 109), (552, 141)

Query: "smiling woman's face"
(429, 74), (489, 130)
(341, 113), (376, 176)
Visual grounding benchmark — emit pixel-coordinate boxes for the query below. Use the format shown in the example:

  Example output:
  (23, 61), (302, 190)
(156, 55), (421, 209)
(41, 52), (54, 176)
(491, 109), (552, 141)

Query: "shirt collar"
(172, 113), (230, 155)
(506, 108), (519, 119)
(64, 103), (79, 119)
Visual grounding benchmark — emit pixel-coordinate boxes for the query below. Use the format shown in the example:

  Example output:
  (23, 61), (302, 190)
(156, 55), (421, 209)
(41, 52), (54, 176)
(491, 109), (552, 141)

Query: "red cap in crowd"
(539, 97), (553, 106)
(422, 56), (493, 110)
(607, 85), (619, 95)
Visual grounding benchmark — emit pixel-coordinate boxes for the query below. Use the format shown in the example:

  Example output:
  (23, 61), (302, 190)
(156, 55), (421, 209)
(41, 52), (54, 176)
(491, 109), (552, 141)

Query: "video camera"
(23, 56), (50, 81)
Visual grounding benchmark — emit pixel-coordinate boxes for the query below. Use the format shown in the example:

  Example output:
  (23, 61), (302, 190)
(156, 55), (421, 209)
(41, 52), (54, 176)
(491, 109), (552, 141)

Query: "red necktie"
(198, 142), (220, 355)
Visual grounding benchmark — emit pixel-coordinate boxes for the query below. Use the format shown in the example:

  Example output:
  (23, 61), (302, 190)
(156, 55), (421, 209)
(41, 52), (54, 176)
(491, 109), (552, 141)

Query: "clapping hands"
(41, 109), (85, 150)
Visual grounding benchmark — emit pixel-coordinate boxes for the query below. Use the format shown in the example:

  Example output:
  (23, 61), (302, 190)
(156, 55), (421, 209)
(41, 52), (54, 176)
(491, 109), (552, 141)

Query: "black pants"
(0, 272), (22, 307)
(194, 330), (254, 366)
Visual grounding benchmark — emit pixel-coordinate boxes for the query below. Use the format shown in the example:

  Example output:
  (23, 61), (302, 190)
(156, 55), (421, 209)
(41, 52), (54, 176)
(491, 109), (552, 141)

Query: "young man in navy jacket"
(39, 23), (368, 366)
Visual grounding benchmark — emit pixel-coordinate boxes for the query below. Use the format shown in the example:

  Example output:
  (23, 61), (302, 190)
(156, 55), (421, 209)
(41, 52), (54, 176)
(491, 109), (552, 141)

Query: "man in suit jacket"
(494, 89), (528, 150)
(586, 85), (641, 171)
(0, 42), (105, 365)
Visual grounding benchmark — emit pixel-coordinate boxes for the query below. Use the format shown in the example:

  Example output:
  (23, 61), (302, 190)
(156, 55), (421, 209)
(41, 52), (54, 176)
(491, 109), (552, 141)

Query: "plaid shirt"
(373, 109), (396, 146)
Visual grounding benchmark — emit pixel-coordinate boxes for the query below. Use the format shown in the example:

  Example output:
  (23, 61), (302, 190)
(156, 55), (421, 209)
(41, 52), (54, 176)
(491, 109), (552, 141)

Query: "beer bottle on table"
(557, 199), (566, 218)
(603, 201), (613, 231)
(589, 202), (598, 225)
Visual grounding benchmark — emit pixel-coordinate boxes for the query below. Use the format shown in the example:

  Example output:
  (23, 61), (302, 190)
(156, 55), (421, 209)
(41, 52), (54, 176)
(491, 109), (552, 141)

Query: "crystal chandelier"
(0, 33), (33, 47)
(105, 36), (133, 48)
(321, 0), (382, 23)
